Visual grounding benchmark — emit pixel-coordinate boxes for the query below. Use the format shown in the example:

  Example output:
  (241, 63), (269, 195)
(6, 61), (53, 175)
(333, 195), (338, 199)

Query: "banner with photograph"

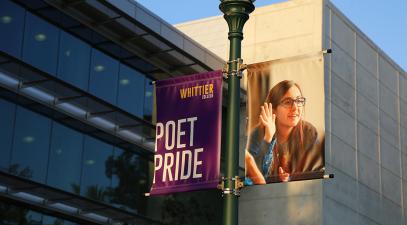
(245, 54), (325, 185)
(150, 70), (222, 195)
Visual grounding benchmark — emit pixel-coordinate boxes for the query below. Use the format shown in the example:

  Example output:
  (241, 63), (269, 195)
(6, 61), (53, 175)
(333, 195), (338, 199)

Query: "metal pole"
(219, 1), (254, 225)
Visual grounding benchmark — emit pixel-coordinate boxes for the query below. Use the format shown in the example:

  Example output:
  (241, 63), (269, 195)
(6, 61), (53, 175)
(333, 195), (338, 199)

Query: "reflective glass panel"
(57, 31), (91, 90)
(81, 136), (113, 202)
(43, 215), (76, 225)
(0, 99), (15, 171)
(22, 12), (59, 75)
(11, 106), (51, 183)
(89, 49), (119, 105)
(0, 202), (78, 225)
(25, 211), (42, 224)
(108, 148), (149, 213)
(47, 122), (83, 194)
(0, 202), (30, 225)
(117, 64), (145, 117)
(144, 78), (153, 121)
(159, 189), (222, 225)
(0, 0), (25, 58)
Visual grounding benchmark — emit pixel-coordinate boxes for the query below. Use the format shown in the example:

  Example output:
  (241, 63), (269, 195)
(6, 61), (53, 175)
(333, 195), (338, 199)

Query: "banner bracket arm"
(322, 48), (332, 54)
(222, 58), (247, 79)
(217, 176), (244, 196)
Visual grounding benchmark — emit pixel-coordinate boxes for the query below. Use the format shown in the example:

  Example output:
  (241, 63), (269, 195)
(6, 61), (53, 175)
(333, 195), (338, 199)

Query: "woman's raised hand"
(259, 102), (276, 143)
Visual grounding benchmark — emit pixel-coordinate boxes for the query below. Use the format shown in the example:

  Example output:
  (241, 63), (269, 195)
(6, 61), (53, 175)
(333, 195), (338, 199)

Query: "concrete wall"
(176, 0), (407, 224)
(177, 0), (324, 91)
(176, 0), (323, 64)
(240, 180), (323, 225)
(323, 1), (407, 224)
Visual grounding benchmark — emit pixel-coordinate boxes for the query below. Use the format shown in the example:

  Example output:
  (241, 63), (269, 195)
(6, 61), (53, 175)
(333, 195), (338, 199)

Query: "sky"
(135, 0), (407, 71)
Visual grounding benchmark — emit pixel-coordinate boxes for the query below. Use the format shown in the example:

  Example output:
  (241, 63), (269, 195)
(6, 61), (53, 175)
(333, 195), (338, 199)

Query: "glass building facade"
(0, 0), (223, 224)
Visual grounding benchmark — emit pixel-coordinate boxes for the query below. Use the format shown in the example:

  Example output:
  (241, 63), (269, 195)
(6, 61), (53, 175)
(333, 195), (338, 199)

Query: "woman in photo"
(245, 80), (324, 184)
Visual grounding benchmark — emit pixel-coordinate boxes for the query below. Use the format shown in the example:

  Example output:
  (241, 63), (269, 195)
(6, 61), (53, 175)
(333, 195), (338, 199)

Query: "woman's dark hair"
(265, 80), (303, 110)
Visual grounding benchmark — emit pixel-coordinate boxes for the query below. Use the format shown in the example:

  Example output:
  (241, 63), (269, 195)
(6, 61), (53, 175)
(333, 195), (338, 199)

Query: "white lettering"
(193, 148), (203, 178)
(176, 119), (186, 148)
(153, 155), (162, 183)
(154, 116), (205, 183)
(180, 150), (192, 180)
(174, 151), (180, 181)
(165, 121), (175, 150)
(155, 123), (164, 152)
(187, 117), (197, 147)
(163, 153), (174, 182)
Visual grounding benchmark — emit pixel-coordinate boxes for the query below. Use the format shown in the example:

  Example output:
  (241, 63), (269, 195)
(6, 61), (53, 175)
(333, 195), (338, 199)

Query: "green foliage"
(161, 192), (221, 225)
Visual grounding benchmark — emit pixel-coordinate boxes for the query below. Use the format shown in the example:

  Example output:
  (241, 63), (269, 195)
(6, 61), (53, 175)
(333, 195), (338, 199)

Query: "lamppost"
(219, 1), (254, 225)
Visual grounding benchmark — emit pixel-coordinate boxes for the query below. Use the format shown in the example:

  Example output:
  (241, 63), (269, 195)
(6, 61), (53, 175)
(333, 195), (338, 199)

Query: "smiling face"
(274, 86), (303, 129)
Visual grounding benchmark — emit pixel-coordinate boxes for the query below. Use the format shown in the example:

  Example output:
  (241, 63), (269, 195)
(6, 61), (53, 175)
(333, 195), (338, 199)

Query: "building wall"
(323, 1), (407, 225)
(0, 2), (153, 223)
(0, 1), (222, 224)
(178, 1), (325, 225)
(176, 0), (407, 225)
(177, 0), (323, 91)
(176, 0), (323, 64)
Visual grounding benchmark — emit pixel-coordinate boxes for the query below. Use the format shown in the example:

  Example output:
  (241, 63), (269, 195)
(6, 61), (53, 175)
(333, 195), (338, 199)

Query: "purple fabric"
(150, 70), (222, 195)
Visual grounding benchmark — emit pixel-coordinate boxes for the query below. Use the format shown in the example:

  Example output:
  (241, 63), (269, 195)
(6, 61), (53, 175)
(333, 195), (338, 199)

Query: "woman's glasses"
(279, 97), (306, 108)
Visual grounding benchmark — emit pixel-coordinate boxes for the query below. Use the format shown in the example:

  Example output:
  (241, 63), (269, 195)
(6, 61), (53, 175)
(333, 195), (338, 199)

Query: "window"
(0, 0), (25, 58)
(117, 64), (145, 117)
(81, 136), (113, 202)
(57, 31), (91, 90)
(43, 215), (76, 225)
(11, 106), (51, 183)
(89, 49), (119, 105)
(22, 12), (59, 75)
(0, 202), (77, 225)
(47, 122), (84, 194)
(108, 148), (149, 213)
(144, 78), (154, 121)
(0, 98), (15, 171)
(24, 211), (43, 225)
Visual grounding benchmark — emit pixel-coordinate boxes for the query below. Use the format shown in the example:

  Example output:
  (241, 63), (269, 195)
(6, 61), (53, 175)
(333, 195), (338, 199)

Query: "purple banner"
(149, 70), (222, 195)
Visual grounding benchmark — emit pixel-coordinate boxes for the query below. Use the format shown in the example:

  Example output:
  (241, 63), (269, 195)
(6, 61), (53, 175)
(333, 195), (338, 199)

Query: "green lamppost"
(219, 1), (255, 225)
